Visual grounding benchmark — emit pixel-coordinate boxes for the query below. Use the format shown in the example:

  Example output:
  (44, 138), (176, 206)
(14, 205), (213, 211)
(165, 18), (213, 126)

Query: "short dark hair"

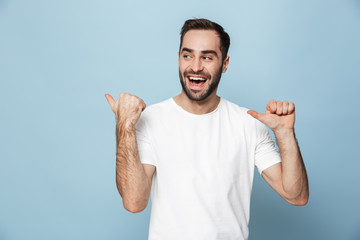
(179, 18), (230, 62)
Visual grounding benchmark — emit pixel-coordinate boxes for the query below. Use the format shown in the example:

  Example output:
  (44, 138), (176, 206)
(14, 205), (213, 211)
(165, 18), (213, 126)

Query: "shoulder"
(142, 98), (173, 115)
(135, 99), (168, 130)
(220, 98), (251, 118)
(220, 98), (267, 131)
(137, 98), (174, 125)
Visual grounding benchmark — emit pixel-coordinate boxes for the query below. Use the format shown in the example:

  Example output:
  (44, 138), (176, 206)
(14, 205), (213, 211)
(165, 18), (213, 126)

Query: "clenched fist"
(247, 100), (295, 133)
(105, 93), (146, 129)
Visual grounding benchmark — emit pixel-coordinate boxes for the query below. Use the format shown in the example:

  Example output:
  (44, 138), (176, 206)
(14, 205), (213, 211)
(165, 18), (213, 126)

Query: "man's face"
(178, 30), (229, 101)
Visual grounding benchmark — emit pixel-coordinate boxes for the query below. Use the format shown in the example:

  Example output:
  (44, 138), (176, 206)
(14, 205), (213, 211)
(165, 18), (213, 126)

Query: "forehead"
(181, 30), (221, 53)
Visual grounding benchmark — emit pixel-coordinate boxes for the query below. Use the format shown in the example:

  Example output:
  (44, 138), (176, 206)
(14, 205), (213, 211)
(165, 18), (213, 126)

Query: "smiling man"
(105, 18), (309, 240)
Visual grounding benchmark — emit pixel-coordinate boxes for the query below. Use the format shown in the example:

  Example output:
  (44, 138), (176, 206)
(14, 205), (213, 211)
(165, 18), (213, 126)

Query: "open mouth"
(187, 76), (208, 89)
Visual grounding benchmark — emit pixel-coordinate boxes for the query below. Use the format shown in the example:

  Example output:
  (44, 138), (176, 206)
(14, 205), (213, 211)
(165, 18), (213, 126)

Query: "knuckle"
(270, 100), (276, 108)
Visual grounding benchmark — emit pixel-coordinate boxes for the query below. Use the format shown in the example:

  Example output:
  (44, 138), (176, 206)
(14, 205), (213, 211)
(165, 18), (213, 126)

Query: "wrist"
(273, 128), (295, 140)
(117, 120), (136, 132)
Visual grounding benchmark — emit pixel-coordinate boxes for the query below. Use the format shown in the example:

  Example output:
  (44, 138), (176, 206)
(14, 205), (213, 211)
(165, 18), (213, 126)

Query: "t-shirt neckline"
(170, 97), (223, 117)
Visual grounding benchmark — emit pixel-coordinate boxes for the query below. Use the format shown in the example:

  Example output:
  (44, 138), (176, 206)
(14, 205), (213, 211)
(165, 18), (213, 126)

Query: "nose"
(191, 58), (203, 73)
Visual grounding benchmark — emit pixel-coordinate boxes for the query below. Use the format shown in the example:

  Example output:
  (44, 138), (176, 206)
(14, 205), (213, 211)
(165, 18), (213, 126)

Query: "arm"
(248, 100), (309, 205)
(106, 93), (156, 213)
(262, 129), (308, 205)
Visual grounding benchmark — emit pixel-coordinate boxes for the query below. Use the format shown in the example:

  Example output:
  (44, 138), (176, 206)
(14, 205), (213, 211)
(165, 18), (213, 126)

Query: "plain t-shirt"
(135, 97), (281, 240)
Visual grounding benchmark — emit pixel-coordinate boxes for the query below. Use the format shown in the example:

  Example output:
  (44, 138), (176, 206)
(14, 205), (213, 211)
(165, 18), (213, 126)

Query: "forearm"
(116, 122), (151, 212)
(275, 129), (309, 203)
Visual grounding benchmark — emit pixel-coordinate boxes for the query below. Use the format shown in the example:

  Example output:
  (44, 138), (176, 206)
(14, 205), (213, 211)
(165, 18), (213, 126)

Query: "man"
(105, 18), (309, 240)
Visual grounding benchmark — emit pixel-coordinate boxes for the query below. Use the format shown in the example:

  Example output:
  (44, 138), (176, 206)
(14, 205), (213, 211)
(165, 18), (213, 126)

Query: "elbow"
(286, 192), (309, 206)
(283, 182), (309, 206)
(123, 199), (148, 213)
(117, 187), (150, 213)
(289, 196), (309, 206)
(124, 204), (147, 213)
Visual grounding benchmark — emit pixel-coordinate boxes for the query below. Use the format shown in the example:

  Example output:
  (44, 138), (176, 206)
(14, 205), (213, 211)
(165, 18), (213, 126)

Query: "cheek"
(180, 65), (191, 75)
(178, 62), (186, 72)
(208, 66), (218, 75)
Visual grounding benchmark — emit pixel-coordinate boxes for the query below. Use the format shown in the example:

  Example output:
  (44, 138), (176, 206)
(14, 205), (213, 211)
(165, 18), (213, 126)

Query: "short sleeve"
(254, 123), (281, 174)
(135, 115), (157, 167)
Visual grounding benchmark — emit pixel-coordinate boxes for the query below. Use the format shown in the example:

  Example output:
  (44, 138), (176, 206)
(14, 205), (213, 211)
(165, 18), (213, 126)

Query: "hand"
(105, 93), (146, 128)
(247, 100), (295, 133)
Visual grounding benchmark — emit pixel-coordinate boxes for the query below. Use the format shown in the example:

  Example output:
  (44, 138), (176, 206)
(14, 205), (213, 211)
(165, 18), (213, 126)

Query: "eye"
(183, 54), (191, 59)
(203, 56), (212, 61)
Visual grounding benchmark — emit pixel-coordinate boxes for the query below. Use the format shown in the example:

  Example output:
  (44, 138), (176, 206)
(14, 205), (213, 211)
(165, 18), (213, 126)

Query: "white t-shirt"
(135, 97), (281, 240)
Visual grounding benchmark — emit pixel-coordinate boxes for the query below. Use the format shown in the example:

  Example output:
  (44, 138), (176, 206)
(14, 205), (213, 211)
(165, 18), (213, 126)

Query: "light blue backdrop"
(1, 0), (360, 239)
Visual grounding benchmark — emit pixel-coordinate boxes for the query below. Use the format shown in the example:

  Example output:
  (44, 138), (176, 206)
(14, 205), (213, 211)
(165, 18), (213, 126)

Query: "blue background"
(1, 0), (360, 239)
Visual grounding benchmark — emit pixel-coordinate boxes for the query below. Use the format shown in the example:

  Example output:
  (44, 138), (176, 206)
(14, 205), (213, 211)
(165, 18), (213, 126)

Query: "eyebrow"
(181, 48), (218, 57)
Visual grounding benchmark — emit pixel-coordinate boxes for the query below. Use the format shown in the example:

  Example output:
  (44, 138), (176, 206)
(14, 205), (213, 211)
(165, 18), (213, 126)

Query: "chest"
(149, 114), (255, 190)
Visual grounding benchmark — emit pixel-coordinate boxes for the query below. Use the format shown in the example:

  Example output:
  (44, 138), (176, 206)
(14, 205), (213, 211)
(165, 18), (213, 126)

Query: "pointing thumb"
(105, 94), (115, 110)
(247, 110), (265, 123)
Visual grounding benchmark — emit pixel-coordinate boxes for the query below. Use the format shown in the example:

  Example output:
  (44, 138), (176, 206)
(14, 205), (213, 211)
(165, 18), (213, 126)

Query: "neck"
(173, 90), (220, 115)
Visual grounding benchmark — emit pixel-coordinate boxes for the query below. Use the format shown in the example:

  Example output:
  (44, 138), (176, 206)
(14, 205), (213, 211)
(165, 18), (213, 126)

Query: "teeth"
(189, 77), (206, 81)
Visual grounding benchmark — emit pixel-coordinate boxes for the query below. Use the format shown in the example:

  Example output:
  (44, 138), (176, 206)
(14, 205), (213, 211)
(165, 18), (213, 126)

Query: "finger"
(266, 100), (277, 114)
(276, 101), (283, 115)
(141, 100), (146, 111)
(247, 110), (266, 124)
(288, 102), (295, 114)
(105, 94), (115, 110)
(282, 101), (289, 115)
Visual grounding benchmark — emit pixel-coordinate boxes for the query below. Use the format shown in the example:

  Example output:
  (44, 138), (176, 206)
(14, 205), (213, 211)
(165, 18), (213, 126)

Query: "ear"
(178, 51), (180, 64)
(222, 56), (230, 73)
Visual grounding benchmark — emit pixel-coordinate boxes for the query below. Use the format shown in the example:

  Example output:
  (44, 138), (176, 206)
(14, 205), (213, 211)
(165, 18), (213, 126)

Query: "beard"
(179, 64), (223, 102)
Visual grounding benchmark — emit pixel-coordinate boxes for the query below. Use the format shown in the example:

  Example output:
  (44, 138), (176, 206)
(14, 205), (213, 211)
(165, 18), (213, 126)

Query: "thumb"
(247, 110), (266, 123)
(105, 94), (115, 110)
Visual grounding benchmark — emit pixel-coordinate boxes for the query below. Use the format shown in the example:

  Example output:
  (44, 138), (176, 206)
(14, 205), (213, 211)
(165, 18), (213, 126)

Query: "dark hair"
(179, 18), (230, 62)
